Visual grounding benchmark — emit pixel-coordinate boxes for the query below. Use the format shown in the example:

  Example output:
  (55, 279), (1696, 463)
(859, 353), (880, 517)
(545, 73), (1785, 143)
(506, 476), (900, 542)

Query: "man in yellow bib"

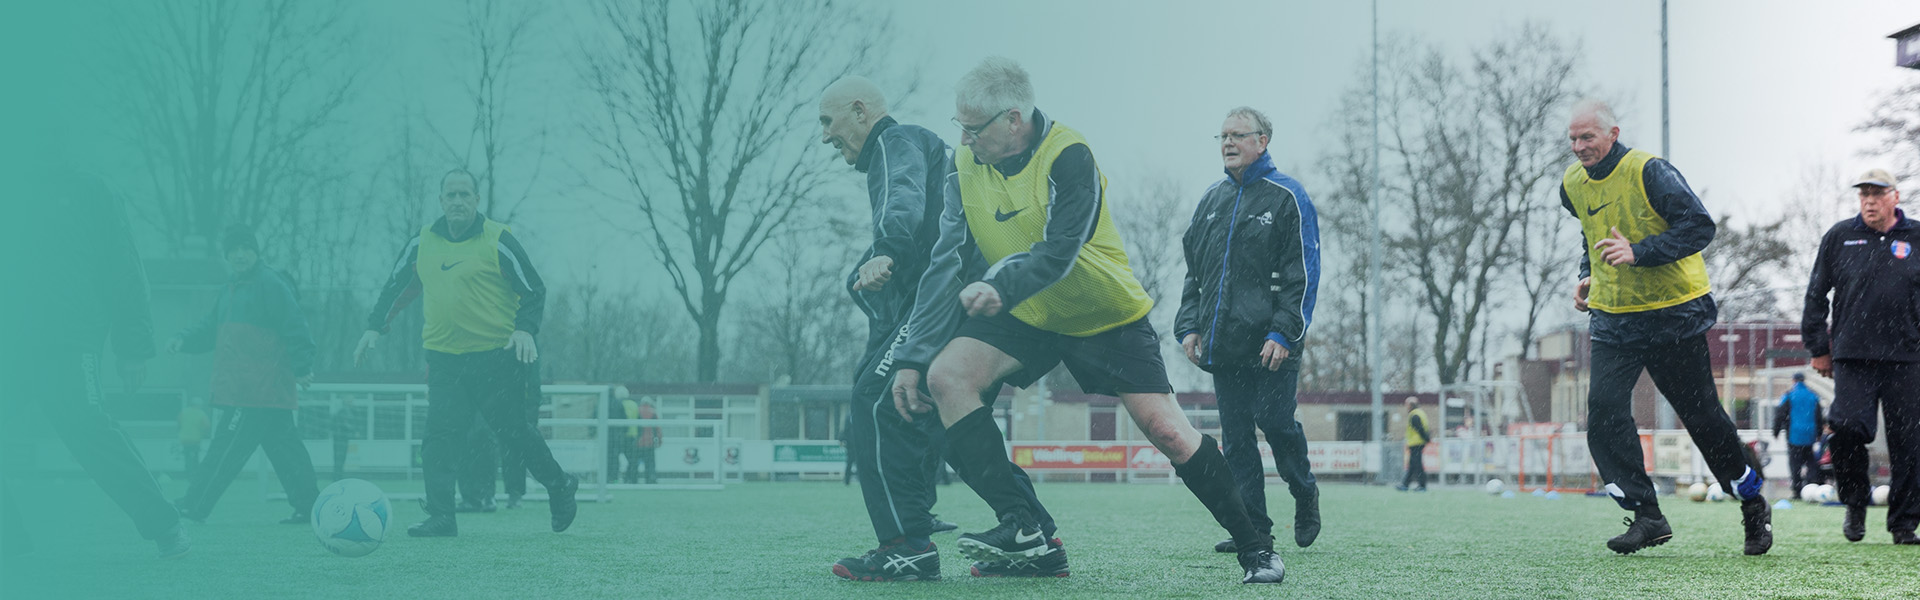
(889, 57), (1284, 584)
(1561, 100), (1770, 556)
(355, 169), (578, 538)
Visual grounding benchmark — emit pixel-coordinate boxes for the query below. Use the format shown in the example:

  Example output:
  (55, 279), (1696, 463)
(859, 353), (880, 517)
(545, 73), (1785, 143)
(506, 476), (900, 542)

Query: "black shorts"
(953, 312), (1174, 396)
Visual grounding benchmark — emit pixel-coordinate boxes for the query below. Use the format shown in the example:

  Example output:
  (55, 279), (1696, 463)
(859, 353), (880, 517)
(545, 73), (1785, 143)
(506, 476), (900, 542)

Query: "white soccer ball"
(1484, 479), (1504, 495)
(1818, 484), (1838, 504)
(1801, 484), (1822, 502)
(1874, 485), (1892, 506)
(1706, 484), (1727, 502)
(1687, 482), (1708, 502)
(312, 479), (392, 558)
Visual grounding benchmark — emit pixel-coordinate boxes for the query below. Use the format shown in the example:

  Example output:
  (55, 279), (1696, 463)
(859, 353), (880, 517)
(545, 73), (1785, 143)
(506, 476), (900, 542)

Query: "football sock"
(1173, 435), (1267, 552)
(1634, 504), (1663, 520)
(946, 408), (1034, 525)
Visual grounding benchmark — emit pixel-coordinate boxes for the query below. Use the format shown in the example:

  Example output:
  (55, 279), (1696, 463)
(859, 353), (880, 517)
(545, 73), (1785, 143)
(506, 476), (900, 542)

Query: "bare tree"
(544, 280), (695, 383)
(1857, 80), (1920, 182)
(1703, 212), (1796, 321)
(1306, 86), (1389, 392)
(112, 0), (359, 258)
(439, 0), (549, 223)
(1112, 173), (1192, 309)
(725, 227), (865, 385)
(579, 0), (896, 382)
(1511, 199), (1578, 359)
(1349, 25), (1582, 386)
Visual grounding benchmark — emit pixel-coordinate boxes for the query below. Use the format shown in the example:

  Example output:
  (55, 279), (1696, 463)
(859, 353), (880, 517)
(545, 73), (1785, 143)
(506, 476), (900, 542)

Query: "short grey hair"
(1225, 106), (1272, 137)
(1570, 98), (1618, 130)
(955, 56), (1035, 119)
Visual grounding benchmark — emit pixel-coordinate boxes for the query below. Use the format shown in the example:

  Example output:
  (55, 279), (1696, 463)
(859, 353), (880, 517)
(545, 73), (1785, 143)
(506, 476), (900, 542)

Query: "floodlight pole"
(1369, 0), (1389, 484)
(1661, 0), (1670, 159)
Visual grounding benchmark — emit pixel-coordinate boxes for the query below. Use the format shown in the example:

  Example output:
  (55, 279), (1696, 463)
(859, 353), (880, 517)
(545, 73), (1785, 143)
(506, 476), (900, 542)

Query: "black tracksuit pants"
(425, 349), (564, 518)
(1787, 444), (1818, 491)
(1403, 444), (1428, 489)
(849, 322), (950, 543)
(1214, 366), (1317, 536)
(1830, 359), (1920, 533)
(1588, 334), (1754, 510)
(179, 406), (320, 519)
(456, 358), (541, 501)
(2, 349), (179, 543)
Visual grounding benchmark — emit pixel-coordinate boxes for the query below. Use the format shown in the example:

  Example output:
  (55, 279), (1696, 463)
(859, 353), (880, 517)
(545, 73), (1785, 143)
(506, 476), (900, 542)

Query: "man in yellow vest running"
(355, 168), (579, 538)
(889, 57), (1284, 584)
(1561, 99), (1770, 556)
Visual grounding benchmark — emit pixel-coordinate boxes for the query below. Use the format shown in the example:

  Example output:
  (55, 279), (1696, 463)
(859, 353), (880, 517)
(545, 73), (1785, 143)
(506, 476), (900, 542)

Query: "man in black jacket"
(1803, 168), (1920, 545)
(819, 76), (965, 581)
(1175, 107), (1321, 553)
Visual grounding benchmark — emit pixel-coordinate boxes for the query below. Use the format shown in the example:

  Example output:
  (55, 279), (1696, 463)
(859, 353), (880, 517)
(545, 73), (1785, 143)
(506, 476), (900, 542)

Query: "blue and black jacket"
(1174, 151), (1320, 372)
(1558, 142), (1717, 347)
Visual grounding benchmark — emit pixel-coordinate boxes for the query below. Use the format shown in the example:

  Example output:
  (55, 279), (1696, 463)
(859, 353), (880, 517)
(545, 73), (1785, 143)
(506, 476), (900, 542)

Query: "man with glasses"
(890, 57), (1286, 584)
(1561, 99), (1771, 556)
(816, 75), (961, 581)
(1174, 106), (1321, 554)
(1803, 169), (1920, 545)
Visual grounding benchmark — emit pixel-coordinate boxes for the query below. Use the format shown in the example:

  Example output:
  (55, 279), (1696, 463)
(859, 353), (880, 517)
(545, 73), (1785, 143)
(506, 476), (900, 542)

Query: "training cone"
(1773, 499), (1793, 510)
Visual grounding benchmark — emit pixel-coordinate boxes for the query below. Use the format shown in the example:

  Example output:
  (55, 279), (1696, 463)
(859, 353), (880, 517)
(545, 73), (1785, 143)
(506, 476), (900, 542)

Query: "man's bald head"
(818, 76), (890, 165)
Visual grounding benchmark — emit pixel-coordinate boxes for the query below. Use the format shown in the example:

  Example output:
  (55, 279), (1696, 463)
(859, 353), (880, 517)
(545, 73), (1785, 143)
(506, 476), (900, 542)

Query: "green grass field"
(6, 477), (1920, 599)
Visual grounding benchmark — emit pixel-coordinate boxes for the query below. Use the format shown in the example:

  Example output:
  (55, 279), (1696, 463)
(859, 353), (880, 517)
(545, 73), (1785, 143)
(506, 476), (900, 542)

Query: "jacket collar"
(986, 108), (1053, 177)
(1848, 208), (1911, 233)
(1583, 142), (1630, 180)
(852, 115), (899, 174)
(432, 213), (489, 242)
(1227, 151), (1278, 186)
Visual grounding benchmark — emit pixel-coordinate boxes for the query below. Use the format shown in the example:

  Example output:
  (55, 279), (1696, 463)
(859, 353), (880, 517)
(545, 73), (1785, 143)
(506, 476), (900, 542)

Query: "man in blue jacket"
(1803, 168), (1920, 545)
(1174, 106), (1321, 553)
(1772, 373), (1825, 495)
(170, 226), (321, 525)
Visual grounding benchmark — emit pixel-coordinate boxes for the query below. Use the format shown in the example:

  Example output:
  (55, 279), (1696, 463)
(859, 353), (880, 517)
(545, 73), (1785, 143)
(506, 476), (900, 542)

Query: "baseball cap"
(1852, 168), (1898, 189)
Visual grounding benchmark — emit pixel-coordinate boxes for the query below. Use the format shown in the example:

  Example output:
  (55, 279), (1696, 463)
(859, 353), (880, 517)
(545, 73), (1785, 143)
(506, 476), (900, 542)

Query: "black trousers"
(1830, 360), (1920, 533)
(1403, 444), (1427, 488)
(1587, 335), (1753, 510)
(634, 447), (657, 484)
(455, 359), (541, 501)
(2, 349), (179, 541)
(847, 322), (951, 543)
(424, 349), (564, 517)
(179, 406), (320, 518)
(1214, 366), (1316, 535)
(1787, 444), (1817, 491)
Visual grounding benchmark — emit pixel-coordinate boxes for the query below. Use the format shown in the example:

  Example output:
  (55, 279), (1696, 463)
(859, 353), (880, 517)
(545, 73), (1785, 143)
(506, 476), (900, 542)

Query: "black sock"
(1173, 435), (1267, 552)
(946, 408), (1033, 525)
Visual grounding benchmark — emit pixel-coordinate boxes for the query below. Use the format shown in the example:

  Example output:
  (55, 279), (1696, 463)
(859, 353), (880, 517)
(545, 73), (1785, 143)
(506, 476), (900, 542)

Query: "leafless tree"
(544, 279), (695, 383)
(1703, 212), (1797, 321)
(1511, 199), (1579, 359)
(1857, 79), (1920, 183)
(438, 0), (549, 223)
(1113, 172), (1192, 309)
(1336, 25), (1582, 386)
(725, 226), (865, 385)
(112, 0), (360, 259)
(578, 0), (897, 382)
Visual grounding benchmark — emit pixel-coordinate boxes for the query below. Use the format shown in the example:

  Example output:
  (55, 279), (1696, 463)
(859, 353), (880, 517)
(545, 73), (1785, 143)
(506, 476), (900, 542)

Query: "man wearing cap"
(1772, 372), (1826, 494)
(1561, 99), (1771, 556)
(1803, 168), (1920, 545)
(169, 225), (321, 525)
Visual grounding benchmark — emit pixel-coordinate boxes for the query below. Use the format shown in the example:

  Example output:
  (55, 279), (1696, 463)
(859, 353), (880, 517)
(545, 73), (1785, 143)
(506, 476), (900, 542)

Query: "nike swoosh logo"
(1585, 202), (1613, 217)
(1014, 529), (1043, 544)
(440, 261), (464, 271)
(995, 208), (1025, 222)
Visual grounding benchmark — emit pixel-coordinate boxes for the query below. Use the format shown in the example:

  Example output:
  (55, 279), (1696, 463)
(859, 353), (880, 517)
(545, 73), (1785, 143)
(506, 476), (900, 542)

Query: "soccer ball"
(311, 479), (392, 557)
(1687, 482), (1708, 502)
(1817, 484), (1838, 504)
(1874, 485), (1891, 506)
(1706, 484), (1727, 502)
(1801, 484), (1822, 501)
(1484, 479), (1504, 495)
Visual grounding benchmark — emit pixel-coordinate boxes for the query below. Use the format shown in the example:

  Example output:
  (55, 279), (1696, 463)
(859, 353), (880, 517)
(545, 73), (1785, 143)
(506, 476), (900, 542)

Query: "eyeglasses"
(1214, 131), (1263, 142)
(954, 109), (1010, 137)
(1860, 186), (1893, 197)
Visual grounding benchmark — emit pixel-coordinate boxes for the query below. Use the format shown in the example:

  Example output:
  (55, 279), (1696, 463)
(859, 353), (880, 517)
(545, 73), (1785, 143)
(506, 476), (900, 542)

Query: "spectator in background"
(177, 398), (210, 476)
(609, 386), (642, 484)
(1773, 372), (1826, 494)
(1397, 397), (1429, 492)
(635, 401), (662, 485)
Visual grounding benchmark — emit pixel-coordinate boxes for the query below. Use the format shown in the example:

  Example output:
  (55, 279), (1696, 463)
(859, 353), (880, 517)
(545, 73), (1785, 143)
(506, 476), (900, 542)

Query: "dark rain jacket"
(1174, 152), (1320, 372)
(177, 265), (316, 409)
(1803, 209), (1920, 363)
(846, 116), (953, 329)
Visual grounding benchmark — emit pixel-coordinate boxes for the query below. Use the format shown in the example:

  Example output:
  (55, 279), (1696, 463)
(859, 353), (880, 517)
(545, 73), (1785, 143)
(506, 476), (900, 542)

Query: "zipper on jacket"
(1203, 184), (1247, 365)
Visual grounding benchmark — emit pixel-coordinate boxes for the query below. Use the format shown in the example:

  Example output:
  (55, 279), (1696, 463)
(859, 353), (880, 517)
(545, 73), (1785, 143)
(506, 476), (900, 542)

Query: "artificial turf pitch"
(5, 477), (1919, 599)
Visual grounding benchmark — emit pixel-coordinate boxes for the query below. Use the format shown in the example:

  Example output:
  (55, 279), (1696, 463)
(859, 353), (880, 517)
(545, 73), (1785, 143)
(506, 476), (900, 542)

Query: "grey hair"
(1570, 98), (1618, 130)
(1225, 106), (1272, 137)
(955, 56), (1035, 119)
